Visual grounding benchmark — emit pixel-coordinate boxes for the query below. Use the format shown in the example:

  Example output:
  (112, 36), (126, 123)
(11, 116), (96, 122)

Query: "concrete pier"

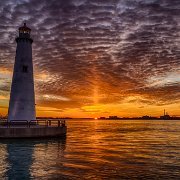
(0, 126), (66, 138)
(0, 119), (67, 138)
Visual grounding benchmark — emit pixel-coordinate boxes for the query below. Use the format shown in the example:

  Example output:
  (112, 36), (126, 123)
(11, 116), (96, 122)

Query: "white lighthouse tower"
(8, 23), (36, 122)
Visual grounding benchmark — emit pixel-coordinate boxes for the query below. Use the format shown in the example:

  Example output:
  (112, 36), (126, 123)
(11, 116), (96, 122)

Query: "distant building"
(99, 117), (106, 120)
(160, 109), (171, 120)
(141, 116), (151, 119)
(141, 116), (158, 120)
(109, 116), (119, 119)
(160, 115), (171, 120)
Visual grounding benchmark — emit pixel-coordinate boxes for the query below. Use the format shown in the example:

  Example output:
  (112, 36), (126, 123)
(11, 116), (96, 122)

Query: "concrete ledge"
(0, 126), (67, 138)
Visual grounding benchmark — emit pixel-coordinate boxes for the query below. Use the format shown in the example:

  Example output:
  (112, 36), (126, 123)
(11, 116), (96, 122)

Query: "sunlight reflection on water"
(0, 120), (180, 179)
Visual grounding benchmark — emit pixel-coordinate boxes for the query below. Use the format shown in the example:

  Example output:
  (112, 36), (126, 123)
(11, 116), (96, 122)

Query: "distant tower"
(8, 23), (36, 121)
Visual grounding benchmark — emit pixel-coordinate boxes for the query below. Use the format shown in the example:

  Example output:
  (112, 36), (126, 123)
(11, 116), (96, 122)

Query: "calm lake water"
(0, 120), (180, 179)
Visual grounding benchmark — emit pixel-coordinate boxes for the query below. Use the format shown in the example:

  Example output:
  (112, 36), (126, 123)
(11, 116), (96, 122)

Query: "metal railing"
(0, 119), (66, 128)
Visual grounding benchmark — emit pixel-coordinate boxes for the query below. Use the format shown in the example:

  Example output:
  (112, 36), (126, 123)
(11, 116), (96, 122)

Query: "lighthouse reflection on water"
(1, 139), (66, 179)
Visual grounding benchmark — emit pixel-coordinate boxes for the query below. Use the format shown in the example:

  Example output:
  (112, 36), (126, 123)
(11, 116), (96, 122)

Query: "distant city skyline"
(0, 0), (180, 118)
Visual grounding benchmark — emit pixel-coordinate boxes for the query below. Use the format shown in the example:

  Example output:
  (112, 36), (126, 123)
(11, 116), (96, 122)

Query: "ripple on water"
(0, 120), (179, 179)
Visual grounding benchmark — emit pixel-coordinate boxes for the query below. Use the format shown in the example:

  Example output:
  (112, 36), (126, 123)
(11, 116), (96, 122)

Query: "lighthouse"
(8, 23), (36, 122)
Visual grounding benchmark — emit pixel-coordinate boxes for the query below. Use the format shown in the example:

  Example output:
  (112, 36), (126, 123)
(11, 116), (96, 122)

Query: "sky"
(0, 0), (180, 118)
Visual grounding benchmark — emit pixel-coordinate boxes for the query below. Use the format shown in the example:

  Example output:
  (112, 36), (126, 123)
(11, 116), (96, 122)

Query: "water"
(0, 120), (180, 179)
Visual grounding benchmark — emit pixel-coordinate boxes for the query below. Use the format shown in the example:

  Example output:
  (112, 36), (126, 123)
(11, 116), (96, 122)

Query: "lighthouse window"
(22, 65), (28, 73)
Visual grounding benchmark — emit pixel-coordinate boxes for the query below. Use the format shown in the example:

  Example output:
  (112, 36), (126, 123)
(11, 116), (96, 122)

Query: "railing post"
(58, 120), (60, 127)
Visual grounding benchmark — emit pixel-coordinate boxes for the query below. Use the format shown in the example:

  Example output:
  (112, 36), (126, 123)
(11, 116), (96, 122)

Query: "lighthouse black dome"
(16, 23), (33, 43)
(19, 23), (31, 32)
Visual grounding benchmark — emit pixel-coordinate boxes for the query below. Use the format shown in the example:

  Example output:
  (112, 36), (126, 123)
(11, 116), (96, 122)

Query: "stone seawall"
(0, 126), (67, 138)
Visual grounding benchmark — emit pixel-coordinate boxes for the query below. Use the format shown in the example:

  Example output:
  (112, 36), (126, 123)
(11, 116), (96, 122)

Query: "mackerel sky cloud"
(0, 0), (179, 117)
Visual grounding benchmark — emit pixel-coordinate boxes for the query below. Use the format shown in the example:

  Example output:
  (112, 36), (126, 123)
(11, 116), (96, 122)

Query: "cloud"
(0, 0), (179, 111)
